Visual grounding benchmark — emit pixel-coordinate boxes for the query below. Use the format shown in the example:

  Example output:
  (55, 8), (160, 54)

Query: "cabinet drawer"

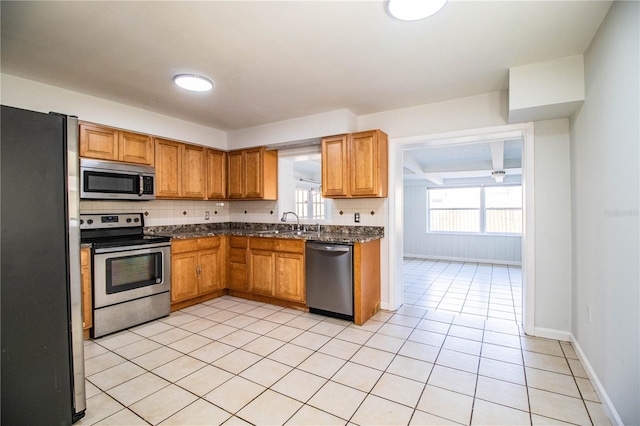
(250, 237), (304, 253)
(198, 236), (220, 250)
(229, 236), (248, 249)
(172, 238), (199, 254)
(249, 238), (276, 251)
(229, 247), (247, 263)
(274, 239), (304, 254)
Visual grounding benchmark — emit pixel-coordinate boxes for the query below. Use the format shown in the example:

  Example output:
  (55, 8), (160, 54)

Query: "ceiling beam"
(490, 140), (504, 171)
(404, 154), (444, 185)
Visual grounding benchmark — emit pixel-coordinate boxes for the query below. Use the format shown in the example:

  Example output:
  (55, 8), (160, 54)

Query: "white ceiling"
(0, 1), (611, 132)
(404, 139), (522, 185)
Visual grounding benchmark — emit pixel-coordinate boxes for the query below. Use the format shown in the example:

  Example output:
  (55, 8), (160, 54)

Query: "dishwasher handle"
(306, 242), (352, 253)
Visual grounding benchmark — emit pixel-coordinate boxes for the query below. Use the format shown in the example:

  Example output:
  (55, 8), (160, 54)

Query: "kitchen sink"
(280, 230), (319, 236)
(253, 229), (319, 237)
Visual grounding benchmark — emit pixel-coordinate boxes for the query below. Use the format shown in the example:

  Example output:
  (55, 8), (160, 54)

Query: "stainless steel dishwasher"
(305, 241), (354, 320)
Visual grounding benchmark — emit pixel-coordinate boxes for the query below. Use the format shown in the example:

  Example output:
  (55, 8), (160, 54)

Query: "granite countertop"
(146, 222), (384, 244)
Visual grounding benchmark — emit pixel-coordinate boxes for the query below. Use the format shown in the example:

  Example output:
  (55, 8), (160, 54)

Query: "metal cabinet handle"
(196, 265), (201, 276)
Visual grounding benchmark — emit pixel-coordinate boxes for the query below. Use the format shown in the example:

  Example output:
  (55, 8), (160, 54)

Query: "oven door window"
(84, 171), (139, 195)
(106, 252), (163, 294)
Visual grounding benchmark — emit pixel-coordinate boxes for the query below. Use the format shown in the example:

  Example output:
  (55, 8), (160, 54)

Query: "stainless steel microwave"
(80, 159), (155, 200)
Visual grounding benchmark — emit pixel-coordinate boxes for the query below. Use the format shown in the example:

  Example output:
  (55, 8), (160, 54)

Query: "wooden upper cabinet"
(244, 148), (264, 199)
(79, 122), (153, 166)
(79, 123), (119, 161)
(155, 138), (206, 200)
(119, 131), (154, 166)
(206, 149), (227, 200)
(155, 138), (182, 198)
(227, 147), (278, 200)
(321, 129), (388, 198)
(350, 130), (387, 197)
(227, 150), (245, 199)
(321, 134), (349, 197)
(182, 144), (206, 199)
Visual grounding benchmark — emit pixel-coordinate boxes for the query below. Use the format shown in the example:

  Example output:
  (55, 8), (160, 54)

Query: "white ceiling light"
(173, 74), (214, 92)
(386, 0), (448, 21)
(491, 170), (506, 183)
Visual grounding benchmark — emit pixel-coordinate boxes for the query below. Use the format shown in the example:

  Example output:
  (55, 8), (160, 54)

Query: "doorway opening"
(387, 123), (535, 334)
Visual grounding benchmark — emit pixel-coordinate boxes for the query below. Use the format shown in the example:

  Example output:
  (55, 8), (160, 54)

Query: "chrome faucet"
(280, 211), (299, 230)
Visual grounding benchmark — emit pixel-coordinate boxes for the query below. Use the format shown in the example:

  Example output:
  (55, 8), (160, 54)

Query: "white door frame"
(386, 122), (535, 335)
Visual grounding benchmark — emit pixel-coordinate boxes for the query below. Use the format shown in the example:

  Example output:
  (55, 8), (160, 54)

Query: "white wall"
(227, 109), (358, 149)
(569, 2), (639, 424)
(359, 91), (508, 137)
(403, 183), (522, 264)
(533, 119), (572, 333)
(0, 74), (227, 148)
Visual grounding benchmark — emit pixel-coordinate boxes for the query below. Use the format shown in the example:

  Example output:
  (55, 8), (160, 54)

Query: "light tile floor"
(403, 259), (523, 323)
(79, 294), (611, 425)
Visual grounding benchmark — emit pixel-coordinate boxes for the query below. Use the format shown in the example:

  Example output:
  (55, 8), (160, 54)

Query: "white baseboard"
(570, 334), (623, 426)
(532, 327), (572, 341)
(403, 253), (522, 266)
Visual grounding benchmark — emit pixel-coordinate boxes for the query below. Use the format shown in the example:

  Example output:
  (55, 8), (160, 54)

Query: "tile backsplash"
(80, 200), (230, 226)
(80, 197), (387, 227)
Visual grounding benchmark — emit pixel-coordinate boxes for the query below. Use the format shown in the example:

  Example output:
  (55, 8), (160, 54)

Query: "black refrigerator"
(1, 105), (86, 424)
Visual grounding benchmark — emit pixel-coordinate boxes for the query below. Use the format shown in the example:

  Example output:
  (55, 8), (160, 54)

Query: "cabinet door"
(322, 134), (349, 197)
(227, 150), (244, 199)
(244, 147), (263, 199)
(349, 130), (388, 198)
(119, 131), (154, 166)
(155, 139), (182, 198)
(182, 144), (206, 199)
(171, 251), (199, 302)
(206, 149), (227, 199)
(80, 248), (92, 330)
(274, 253), (305, 302)
(349, 130), (379, 197)
(79, 123), (118, 161)
(198, 247), (222, 294)
(249, 250), (274, 296)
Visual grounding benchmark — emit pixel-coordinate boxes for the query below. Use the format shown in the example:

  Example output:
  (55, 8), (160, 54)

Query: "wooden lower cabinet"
(168, 233), (379, 322)
(274, 252), (305, 303)
(248, 238), (305, 303)
(171, 236), (226, 309)
(353, 239), (381, 325)
(227, 236), (249, 291)
(249, 250), (275, 296)
(80, 248), (92, 333)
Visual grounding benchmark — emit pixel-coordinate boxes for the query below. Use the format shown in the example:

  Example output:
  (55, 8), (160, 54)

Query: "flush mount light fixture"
(386, 0), (448, 21)
(491, 170), (506, 183)
(173, 74), (214, 92)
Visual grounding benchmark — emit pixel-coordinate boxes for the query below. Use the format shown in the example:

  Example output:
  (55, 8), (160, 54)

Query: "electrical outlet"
(354, 212), (360, 223)
(204, 211), (210, 220)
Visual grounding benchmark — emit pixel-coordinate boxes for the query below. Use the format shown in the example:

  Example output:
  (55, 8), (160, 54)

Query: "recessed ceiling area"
(403, 140), (522, 186)
(0, 1), (612, 131)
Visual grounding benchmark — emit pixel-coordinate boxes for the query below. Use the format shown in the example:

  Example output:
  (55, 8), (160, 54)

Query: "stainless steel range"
(80, 213), (171, 338)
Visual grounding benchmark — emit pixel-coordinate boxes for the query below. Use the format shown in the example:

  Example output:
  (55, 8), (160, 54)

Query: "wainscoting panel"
(404, 184), (522, 264)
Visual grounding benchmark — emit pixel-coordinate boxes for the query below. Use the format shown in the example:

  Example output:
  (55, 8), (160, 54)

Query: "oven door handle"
(94, 242), (171, 254)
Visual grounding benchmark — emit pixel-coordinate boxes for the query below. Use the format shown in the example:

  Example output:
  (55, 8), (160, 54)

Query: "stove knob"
(87, 219), (93, 225)
(134, 218), (140, 223)
(126, 218), (132, 223)
(80, 219), (84, 225)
